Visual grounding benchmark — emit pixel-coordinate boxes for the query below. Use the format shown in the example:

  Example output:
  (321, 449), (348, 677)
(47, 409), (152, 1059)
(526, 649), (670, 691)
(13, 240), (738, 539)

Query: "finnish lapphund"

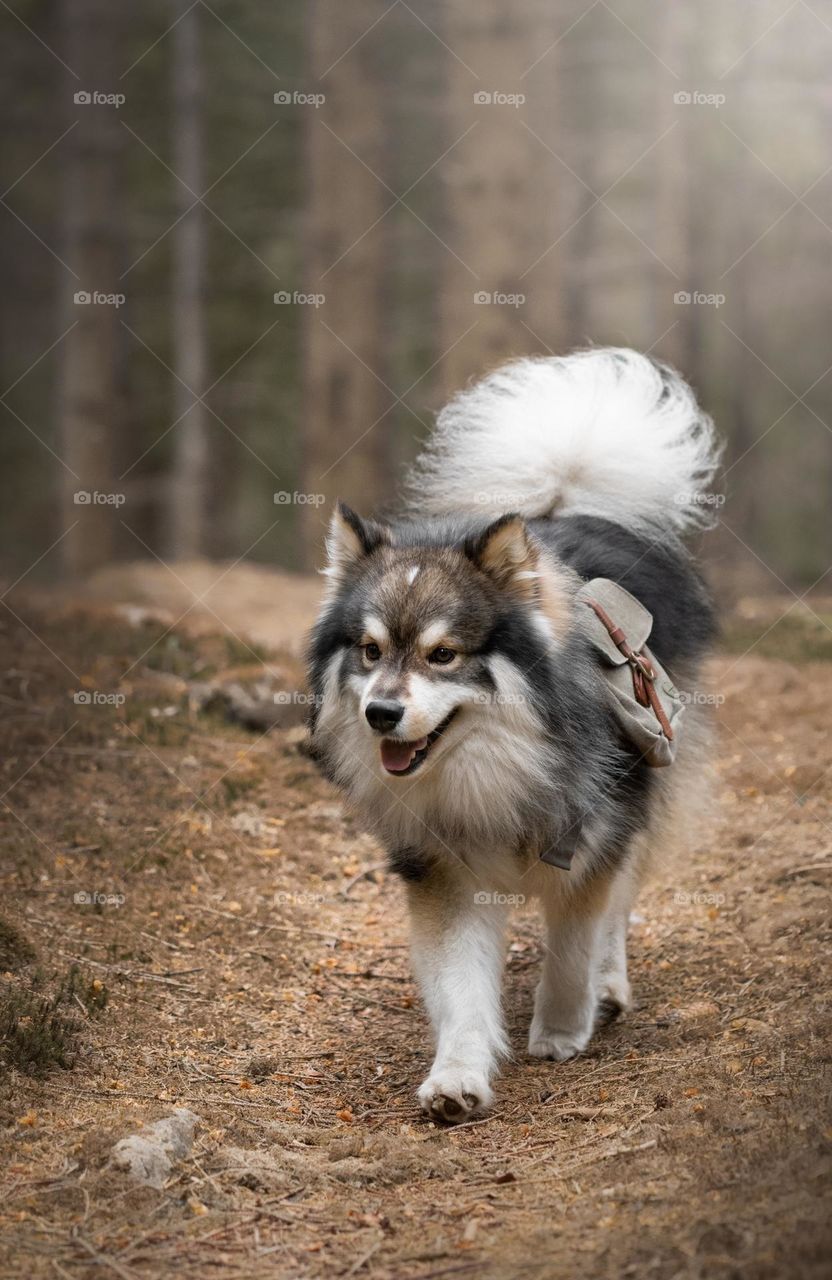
(308, 348), (720, 1122)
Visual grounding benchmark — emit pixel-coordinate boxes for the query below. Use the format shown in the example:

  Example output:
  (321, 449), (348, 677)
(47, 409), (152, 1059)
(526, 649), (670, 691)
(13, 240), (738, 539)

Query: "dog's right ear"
(324, 502), (390, 581)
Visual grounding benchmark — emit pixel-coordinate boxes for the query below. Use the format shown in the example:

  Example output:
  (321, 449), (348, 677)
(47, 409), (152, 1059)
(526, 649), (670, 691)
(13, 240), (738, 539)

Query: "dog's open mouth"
(379, 710), (458, 776)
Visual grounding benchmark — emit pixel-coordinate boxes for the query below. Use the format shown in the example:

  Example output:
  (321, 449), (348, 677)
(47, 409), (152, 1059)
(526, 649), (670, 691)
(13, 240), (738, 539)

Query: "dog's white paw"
(596, 978), (632, 1026)
(527, 1026), (591, 1061)
(418, 1068), (492, 1124)
(599, 972), (632, 1017)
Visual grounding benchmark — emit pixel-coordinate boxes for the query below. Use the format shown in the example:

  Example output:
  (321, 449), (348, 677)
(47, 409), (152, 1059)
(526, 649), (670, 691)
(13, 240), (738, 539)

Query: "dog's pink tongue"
(380, 737), (428, 773)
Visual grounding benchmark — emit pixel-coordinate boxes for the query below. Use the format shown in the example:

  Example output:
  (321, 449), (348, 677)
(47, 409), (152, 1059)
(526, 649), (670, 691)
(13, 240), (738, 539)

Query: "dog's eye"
(428, 646), (456, 665)
(363, 643), (381, 662)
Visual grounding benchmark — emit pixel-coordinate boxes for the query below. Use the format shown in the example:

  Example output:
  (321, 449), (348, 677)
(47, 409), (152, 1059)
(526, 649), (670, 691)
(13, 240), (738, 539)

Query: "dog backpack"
(577, 577), (686, 768)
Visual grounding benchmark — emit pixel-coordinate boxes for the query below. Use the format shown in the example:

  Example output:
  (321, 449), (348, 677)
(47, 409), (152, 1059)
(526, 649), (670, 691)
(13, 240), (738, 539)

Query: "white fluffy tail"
(407, 348), (721, 535)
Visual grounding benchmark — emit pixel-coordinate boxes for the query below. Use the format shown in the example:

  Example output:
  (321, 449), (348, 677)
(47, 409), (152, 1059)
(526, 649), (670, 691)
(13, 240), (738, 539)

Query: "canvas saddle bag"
(577, 577), (685, 768)
(537, 576), (687, 872)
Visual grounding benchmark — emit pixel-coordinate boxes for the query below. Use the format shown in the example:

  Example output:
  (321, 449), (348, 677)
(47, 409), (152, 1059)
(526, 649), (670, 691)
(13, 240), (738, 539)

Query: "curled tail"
(407, 348), (721, 535)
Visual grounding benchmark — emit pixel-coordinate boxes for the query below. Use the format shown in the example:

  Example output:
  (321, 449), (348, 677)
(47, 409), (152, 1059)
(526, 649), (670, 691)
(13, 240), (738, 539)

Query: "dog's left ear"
(325, 502), (390, 581)
(465, 515), (539, 602)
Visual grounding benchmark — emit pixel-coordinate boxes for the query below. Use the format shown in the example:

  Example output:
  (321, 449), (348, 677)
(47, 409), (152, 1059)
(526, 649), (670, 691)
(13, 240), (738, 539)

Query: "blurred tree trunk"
(722, 12), (776, 576)
(438, 0), (562, 394)
(298, 0), (390, 567)
(655, 3), (688, 371)
(58, 0), (122, 576)
(169, 0), (208, 559)
(563, 30), (602, 347)
(678, 15), (708, 390)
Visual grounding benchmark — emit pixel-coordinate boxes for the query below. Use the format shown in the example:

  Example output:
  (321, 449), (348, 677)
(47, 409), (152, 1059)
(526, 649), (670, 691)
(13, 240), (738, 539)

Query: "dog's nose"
(365, 699), (405, 733)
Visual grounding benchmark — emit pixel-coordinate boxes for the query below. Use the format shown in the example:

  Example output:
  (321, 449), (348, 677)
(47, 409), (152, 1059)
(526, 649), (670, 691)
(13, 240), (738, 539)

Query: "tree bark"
(298, 0), (391, 567)
(58, 0), (123, 577)
(655, 2), (689, 371)
(169, 0), (208, 559)
(438, 0), (563, 396)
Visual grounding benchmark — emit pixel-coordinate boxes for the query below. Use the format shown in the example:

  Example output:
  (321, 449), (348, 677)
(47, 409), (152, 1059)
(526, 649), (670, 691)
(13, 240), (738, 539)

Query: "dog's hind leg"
(596, 875), (639, 1024)
(407, 874), (509, 1123)
(597, 843), (652, 1022)
(528, 911), (605, 1061)
(596, 899), (633, 1024)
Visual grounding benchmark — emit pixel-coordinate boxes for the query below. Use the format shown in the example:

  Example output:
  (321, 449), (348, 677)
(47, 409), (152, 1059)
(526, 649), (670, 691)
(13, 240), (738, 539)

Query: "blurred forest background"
(1, 0), (830, 589)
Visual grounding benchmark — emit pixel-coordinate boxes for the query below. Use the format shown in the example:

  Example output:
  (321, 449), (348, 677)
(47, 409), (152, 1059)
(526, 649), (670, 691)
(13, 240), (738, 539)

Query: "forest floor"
(0, 566), (830, 1280)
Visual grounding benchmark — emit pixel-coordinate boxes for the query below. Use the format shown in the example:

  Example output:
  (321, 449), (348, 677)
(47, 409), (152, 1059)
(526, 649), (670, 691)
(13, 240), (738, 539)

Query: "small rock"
(230, 809), (269, 837)
(111, 1108), (199, 1189)
(328, 1134), (365, 1162)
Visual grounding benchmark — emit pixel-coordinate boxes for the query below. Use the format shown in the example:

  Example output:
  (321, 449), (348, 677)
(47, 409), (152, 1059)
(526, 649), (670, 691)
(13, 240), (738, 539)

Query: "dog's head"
(309, 503), (574, 785)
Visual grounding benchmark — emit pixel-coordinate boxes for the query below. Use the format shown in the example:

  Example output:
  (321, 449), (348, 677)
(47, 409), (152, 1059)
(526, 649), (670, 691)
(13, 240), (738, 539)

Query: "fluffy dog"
(308, 348), (720, 1122)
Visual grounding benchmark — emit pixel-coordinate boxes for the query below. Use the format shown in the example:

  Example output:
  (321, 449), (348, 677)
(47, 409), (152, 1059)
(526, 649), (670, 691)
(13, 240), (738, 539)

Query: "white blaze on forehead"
(407, 565), (420, 585)
(361, 615), (389, 644)
(417, 619), (453, 650)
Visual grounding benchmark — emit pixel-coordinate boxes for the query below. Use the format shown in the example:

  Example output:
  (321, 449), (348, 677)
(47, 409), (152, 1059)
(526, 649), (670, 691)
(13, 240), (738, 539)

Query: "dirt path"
(0, 576), (829, 1279)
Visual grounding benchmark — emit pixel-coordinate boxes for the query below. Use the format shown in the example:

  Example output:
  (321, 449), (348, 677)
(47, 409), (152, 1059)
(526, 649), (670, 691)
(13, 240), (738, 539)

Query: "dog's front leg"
(407, 875), (508, 1123)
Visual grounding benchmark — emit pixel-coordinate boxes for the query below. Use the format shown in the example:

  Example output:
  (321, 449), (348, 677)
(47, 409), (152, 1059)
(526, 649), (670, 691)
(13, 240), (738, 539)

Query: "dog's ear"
(325, 502), (390, 580)
(465, 515), (539, 602)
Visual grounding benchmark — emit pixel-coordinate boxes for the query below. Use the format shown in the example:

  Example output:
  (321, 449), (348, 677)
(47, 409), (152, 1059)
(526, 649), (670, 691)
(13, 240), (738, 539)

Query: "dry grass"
(0, 583), (829, 1279)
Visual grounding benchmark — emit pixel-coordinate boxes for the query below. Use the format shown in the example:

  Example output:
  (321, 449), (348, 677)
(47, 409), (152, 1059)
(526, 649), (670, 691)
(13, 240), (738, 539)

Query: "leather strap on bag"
(583, 597), (674, 742)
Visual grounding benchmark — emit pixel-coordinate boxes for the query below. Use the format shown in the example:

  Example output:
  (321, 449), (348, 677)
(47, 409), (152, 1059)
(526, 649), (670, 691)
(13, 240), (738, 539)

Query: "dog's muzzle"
(375, 709), (459, 776)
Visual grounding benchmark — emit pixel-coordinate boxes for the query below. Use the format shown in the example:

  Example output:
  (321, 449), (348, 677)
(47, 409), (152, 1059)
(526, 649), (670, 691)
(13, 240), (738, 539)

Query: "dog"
(308, 348), (720, 1123)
